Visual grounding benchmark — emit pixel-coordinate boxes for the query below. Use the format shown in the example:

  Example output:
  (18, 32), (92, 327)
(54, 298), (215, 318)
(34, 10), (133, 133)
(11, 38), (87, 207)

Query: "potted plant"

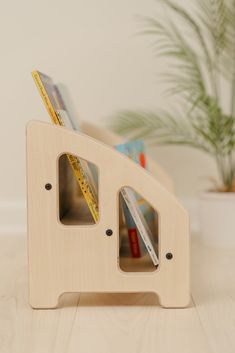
(110, 0), (235, 248)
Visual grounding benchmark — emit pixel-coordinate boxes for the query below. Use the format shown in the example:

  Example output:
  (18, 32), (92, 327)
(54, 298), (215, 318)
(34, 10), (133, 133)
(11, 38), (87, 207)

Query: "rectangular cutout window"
(119, 187), (159, 272)
(58, 153), (99, 225)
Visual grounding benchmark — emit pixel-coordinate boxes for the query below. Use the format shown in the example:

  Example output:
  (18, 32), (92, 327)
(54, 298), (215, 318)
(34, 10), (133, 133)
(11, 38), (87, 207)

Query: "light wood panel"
(81, 121), (175, 193)
(0, 235), (234, 353)
(27, 121), (189, 308)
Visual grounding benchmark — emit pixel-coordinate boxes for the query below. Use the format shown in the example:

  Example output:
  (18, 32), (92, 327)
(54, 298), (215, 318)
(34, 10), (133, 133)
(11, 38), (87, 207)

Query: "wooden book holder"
(27, 121), (190, 308)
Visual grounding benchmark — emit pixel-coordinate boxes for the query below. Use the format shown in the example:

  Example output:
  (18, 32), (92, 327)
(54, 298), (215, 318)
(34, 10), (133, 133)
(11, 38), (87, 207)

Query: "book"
(116, 140), (146, 257)
(32, 70), (99, 223)
(116, 140), (158, 265)
(120, 187), (158, 265)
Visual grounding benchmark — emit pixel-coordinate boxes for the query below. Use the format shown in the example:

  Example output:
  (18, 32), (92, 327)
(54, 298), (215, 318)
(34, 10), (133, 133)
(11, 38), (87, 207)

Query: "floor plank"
(191, 240), (235, 353)
(0, 235), (234, 353)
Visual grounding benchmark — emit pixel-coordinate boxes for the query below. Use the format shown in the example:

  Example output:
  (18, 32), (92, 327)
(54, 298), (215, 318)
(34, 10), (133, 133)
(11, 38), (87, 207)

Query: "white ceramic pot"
(199, 192), (235, 248)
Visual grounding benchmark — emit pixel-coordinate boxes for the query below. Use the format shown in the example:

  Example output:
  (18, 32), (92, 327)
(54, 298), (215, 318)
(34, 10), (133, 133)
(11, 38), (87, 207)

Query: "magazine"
(32, 71), (99, 222)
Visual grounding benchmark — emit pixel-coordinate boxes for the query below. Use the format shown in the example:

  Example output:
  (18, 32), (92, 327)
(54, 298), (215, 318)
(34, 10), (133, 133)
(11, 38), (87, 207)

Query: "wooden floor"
(0, 235), (235, 353)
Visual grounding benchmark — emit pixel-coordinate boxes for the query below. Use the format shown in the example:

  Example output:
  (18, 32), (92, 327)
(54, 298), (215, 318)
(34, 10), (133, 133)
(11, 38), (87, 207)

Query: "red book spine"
(128, 228), (141, 258)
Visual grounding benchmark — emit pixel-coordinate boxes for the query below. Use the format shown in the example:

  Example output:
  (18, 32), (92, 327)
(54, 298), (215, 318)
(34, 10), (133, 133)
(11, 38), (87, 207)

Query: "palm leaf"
(110, 0), (235, 190)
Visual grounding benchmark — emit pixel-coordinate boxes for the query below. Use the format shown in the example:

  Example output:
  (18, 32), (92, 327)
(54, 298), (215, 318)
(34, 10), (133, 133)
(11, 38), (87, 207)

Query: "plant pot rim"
(200, 191), (235, 201)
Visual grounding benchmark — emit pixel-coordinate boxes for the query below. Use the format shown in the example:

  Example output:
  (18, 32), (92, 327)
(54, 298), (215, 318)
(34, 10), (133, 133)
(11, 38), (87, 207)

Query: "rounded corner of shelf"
(26, 120), (48, 132)
(26, 120), (36, 131)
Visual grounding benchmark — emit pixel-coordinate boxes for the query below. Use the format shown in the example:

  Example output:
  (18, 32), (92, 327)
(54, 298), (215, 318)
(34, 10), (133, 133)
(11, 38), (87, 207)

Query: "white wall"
(0, 0), (217, 233)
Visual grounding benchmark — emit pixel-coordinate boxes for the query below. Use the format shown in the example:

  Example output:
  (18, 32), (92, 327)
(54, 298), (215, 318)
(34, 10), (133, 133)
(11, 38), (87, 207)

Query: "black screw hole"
(166, 252), (173, 260)
(106, 229), (113, 236)
(45, 183), (52, 190)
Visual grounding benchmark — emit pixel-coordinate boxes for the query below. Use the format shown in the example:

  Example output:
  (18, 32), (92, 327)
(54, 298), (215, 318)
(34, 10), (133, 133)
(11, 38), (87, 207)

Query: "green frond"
(143, 15), (206, 101)
(110, 109), (215, 154)
(197, 0), (227, 55)
(157, 0), (213, 71)
(109, 0), (235, 191)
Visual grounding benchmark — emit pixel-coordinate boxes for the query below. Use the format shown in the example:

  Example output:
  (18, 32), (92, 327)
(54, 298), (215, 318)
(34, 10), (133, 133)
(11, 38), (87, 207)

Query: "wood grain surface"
(0, 235), (234, 353)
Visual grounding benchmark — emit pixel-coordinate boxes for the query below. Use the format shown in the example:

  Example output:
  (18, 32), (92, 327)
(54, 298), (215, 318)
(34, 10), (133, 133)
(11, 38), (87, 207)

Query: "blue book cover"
(116, 140), (155, 257)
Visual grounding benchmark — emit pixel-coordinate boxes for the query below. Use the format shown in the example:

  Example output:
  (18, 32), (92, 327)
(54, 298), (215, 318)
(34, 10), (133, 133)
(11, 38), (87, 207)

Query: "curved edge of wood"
(27, 121), (190, 308)
(80, 120), (175, 193)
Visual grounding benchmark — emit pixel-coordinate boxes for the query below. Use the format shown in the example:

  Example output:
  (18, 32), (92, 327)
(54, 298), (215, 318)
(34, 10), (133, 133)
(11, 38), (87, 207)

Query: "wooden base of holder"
(27, 121), (190, 309)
